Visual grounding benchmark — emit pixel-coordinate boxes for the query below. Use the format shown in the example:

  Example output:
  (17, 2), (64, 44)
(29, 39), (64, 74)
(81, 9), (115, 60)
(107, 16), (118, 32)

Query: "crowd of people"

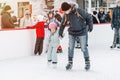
(0, 0), (120, 71)
(92, 7), (111, 24)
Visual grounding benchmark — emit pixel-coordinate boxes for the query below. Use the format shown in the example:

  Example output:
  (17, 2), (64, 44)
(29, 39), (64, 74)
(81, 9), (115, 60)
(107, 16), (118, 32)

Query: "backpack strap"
(75, 10), (87, 25)
(63, 14), (67, 25)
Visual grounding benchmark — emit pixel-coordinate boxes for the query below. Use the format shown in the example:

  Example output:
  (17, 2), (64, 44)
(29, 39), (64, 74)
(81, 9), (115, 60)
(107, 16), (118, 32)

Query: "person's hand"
(111, 27), (114, 30)
(111, 24), (114, 30)
(59, 34), (63, 38)
(26, 26), (31, 29)
(26, 26), (33, 29)
(88, 29), (92, 32)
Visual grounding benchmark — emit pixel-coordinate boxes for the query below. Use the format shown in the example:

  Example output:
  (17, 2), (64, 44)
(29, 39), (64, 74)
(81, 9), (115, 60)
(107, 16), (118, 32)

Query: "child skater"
(27, 15), (45, 55)
(46, 22), (60, 68)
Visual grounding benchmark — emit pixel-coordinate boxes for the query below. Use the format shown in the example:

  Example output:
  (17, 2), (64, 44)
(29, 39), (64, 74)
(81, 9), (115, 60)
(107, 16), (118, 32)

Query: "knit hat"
(116, 0), (120, 3)
(49, 22), (57, 29)
(3, 5), (11, 11)
(61, 2), (71, 11)
(37, 15), (44, 21)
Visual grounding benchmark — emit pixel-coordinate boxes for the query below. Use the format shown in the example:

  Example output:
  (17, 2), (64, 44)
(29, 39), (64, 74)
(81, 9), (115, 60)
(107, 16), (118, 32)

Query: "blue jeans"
(68, 34), (89, 61)
(47, 46), (58, 63)
(113, 28), (120, 44)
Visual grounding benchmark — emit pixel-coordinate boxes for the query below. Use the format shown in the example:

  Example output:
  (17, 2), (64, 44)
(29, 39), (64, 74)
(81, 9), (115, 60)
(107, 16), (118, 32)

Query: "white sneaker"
(52, 64), (57, 69)
(47, 61), (52, 67)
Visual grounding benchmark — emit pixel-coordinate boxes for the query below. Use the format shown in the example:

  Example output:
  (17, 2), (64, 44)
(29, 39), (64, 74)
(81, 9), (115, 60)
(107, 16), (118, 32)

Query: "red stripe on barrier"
(0, 27), (35, 31)
(0, 23), (111, 31)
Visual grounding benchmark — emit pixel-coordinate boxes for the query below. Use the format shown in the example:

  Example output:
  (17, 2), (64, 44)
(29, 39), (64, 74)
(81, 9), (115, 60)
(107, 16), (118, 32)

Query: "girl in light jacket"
(46, 22), (60, 68)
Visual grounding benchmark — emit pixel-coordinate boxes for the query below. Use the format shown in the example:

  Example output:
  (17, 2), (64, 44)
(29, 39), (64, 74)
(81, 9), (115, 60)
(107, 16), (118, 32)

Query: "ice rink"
(0, 24), (120, 80)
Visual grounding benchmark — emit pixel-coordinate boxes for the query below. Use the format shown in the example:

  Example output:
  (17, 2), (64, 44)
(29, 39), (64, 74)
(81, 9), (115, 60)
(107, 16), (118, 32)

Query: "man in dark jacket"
(1, 5), (15, 29)
(59, 2), (93, 70)
(111, 0), (120, 49)
(98, 8), (106, 23)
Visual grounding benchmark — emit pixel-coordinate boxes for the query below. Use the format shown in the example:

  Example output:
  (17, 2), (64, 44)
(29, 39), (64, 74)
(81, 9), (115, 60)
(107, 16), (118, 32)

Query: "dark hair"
(61, 2), (71, 11)
(93, 11), (97, 15)
(47, 11), (54, 18)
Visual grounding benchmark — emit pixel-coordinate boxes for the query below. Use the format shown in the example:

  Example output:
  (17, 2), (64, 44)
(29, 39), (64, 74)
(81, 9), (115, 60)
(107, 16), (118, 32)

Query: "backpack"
(63, 9), (87, 26)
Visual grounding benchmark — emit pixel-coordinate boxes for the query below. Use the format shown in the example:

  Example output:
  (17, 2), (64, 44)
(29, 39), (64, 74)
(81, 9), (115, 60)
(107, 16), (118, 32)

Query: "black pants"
(34, 37), (44, 55)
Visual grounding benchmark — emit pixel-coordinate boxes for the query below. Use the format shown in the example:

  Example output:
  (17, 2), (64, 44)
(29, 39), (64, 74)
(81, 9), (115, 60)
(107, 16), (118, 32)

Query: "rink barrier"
(0, 23), (111, 60)
(0, 28), (36, 60)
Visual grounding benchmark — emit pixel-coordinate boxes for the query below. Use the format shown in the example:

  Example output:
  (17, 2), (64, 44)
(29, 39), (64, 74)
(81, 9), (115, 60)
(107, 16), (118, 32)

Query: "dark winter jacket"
(98, 12), (106, 23)
(59, 8), (93, 36)
(92, 15), (99, 24)
(111, 6), (120, 29)
(1, 12), (15, 29)
(54, 13), (62, 22)
(105, 12), (111, 23)
(92, 11), (99, 24)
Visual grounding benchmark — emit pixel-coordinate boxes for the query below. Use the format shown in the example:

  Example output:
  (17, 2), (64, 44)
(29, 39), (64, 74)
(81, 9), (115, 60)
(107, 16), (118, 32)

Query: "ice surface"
(0, 24), (120, 80)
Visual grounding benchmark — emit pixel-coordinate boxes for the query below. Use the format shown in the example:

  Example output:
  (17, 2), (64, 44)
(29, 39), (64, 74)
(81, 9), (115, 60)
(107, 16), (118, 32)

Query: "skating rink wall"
(0, 23), (111, 60)
(0, 28), (36, 60)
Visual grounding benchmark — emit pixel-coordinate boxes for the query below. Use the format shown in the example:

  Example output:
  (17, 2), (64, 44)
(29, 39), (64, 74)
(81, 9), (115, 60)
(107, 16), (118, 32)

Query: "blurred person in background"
(27, 15), (45, 55)
(105, 11), (111, 23)
(98, 7), (106, 23)
(11, 15), (19, 28)
(92, 11), (100, 24)
(20, 9), (33, 28)
(0, 9), (2, 29)
(1, 5), (15, 29)
(110, 0), (120, 49)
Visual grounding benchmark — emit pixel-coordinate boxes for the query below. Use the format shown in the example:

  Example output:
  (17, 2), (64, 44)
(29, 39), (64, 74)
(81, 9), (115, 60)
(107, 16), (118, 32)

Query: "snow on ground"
(0, 24), (120, 80)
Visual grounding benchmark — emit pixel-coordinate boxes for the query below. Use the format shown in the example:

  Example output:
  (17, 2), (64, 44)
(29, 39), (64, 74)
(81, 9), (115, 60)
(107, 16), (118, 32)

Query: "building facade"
(0, 0), (117, 17)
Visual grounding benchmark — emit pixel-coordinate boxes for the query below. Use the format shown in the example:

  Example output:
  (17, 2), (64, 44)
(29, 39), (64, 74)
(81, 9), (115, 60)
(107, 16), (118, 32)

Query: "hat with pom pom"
(49, 22), (57, 29)
(37, 15), (44, 21)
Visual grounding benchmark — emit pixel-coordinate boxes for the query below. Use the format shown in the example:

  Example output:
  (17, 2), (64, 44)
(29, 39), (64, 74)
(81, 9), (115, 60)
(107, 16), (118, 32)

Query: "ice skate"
(117, 44), (120, 49)
(52, 62), (57, 69)
(110, 44), (116, 48)
(75, 46), (81, 49)
(75, 43), (81, 49)
(85, 61), (90, 71)
(66, 62), (73, 70)
(47, 60), (52, 66)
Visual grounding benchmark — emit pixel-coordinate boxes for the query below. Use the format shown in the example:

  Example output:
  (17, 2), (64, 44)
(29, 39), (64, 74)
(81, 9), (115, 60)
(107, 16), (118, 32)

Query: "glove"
(59, 33), (65, 38)
(88, 29), (92, 32)
(111, 24), (114, 30)
(111, 27), (114, 30)
(59, 34), (63, 38)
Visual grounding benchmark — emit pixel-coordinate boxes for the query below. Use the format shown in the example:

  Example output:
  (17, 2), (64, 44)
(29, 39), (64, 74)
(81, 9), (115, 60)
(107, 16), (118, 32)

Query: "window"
(18, 2), (30, 18)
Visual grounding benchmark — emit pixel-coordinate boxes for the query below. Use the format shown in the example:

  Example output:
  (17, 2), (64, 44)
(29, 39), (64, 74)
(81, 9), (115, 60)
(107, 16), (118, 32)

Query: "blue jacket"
(111, 6), (120, 29)
(59, 8), (93, 36)
(47, 29), (60, 47)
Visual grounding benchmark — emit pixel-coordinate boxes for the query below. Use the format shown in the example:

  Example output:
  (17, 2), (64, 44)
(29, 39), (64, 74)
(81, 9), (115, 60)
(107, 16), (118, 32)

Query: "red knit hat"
(61, 2), (71, 11)
(49, 22), (57, 29)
